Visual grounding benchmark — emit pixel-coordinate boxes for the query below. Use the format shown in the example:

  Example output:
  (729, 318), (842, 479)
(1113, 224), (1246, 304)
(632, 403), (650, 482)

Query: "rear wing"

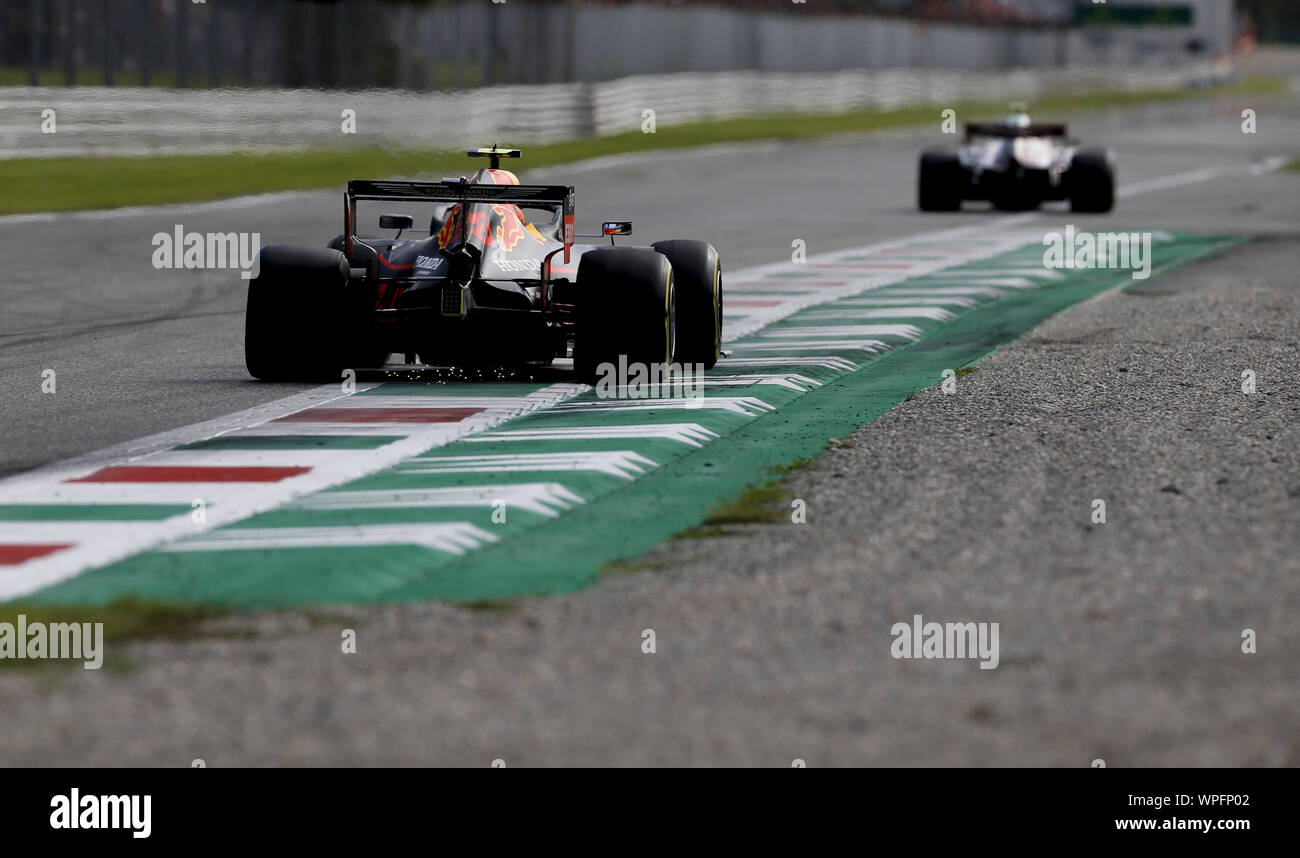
(964, 123), (1068, 139)
(344, 178), (576, 262)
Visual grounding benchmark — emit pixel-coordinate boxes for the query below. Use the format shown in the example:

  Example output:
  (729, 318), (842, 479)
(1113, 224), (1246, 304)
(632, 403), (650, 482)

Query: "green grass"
(457, 598), (519, 612)
(0, 597), (233, 671)
(676, 458), (812, 538)
(1, 76), (1284, 215)
(0, 66), (202, 88)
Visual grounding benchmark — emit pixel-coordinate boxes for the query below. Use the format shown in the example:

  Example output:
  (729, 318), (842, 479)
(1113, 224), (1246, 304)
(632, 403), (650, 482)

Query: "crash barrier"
(1, 61), (1237, 160)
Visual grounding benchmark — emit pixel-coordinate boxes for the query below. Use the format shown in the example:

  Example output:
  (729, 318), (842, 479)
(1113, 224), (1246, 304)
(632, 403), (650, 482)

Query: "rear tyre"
(245, 245), (382, 381)
(573, 248), (675, 385)
(651, 240), (721, 369)
(1068, 148), (1116, 213)
(918, 151), (964, 212)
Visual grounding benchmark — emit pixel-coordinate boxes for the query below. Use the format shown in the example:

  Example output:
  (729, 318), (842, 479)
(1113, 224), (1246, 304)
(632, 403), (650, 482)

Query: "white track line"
(1118, 156), (1289, 198)
(0, 384), (581, 600)
(0, 156), (1274, 598)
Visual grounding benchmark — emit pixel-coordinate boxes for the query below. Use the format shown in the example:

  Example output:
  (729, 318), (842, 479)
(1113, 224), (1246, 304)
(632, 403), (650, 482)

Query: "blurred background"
(0, 0), (1261, 89)
(4, 0), (1284, 163)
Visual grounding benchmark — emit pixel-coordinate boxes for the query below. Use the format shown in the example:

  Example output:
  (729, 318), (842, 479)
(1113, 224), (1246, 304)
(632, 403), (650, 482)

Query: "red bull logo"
(437, 206), (491, 249)
(440, 202), (542, 252)
(493, 205), (526, 251)
(436, 214), (459, 249)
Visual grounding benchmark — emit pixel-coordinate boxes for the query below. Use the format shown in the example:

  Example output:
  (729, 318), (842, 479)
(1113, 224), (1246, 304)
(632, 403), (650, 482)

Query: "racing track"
(0, 227), (1247, 603)
(1, 97), (1296, 479)
(0, 85), (1298, 764)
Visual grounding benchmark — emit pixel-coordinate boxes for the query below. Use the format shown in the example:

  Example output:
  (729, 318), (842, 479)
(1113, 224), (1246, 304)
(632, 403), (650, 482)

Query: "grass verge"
(0, 597), (233, 671)
(676, 459), (812, 539)
(1, 76), (1283, 215)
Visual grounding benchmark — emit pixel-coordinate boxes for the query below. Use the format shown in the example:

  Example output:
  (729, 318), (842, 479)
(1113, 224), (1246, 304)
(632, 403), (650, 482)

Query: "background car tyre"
(1068, 148), (1116, 213)
(573, 247), (675, 385)
(918, 151), (963, 212)
(651, 240), (721, 369)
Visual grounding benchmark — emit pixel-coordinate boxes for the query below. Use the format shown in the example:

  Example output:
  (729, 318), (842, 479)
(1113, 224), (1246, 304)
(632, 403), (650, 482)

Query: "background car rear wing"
(344, 179), (575, 262)
(964, 123), (1068, 139)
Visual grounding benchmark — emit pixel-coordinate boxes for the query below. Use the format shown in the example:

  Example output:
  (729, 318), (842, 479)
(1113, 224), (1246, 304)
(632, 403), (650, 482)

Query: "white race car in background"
(918, 107), (1115, 213)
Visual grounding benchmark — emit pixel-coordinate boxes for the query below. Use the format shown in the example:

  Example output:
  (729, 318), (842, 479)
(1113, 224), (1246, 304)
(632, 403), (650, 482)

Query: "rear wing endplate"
(344, 179), (575, 262)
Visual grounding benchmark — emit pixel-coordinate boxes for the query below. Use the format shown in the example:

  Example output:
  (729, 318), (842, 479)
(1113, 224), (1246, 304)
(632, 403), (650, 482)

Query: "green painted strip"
(382, 233), (1246, 603)
(1121, 236), (1247, 293)
(0, 504), (192, 522)
(177, 435), (404, 450)
(19, 232), (1244, 607)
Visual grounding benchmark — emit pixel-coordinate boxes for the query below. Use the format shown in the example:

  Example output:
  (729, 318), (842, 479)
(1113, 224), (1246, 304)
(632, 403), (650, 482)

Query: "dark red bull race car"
(245, 147), (722, 383)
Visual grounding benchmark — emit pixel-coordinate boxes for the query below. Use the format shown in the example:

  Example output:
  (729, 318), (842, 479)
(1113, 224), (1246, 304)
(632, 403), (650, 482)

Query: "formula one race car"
(245, 147), (722, 383)
(918, 106), (1115, 213)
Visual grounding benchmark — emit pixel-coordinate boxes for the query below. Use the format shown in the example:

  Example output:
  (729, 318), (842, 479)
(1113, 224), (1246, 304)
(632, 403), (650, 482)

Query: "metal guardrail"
(0, 62), (1236, 161)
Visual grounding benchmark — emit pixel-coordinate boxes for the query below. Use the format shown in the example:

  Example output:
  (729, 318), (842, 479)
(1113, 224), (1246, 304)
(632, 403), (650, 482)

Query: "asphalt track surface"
(0, 84), (1297, 764)
(1, 96), (1296, 479)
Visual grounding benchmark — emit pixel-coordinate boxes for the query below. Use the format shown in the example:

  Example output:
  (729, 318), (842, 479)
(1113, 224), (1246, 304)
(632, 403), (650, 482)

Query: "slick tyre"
(918, 151), (963, 212)
(245, 245), (381, 381)
(1068, 148), (1116, 213)
(651, 240), (721, 369)
(574, 248), (675, 385)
